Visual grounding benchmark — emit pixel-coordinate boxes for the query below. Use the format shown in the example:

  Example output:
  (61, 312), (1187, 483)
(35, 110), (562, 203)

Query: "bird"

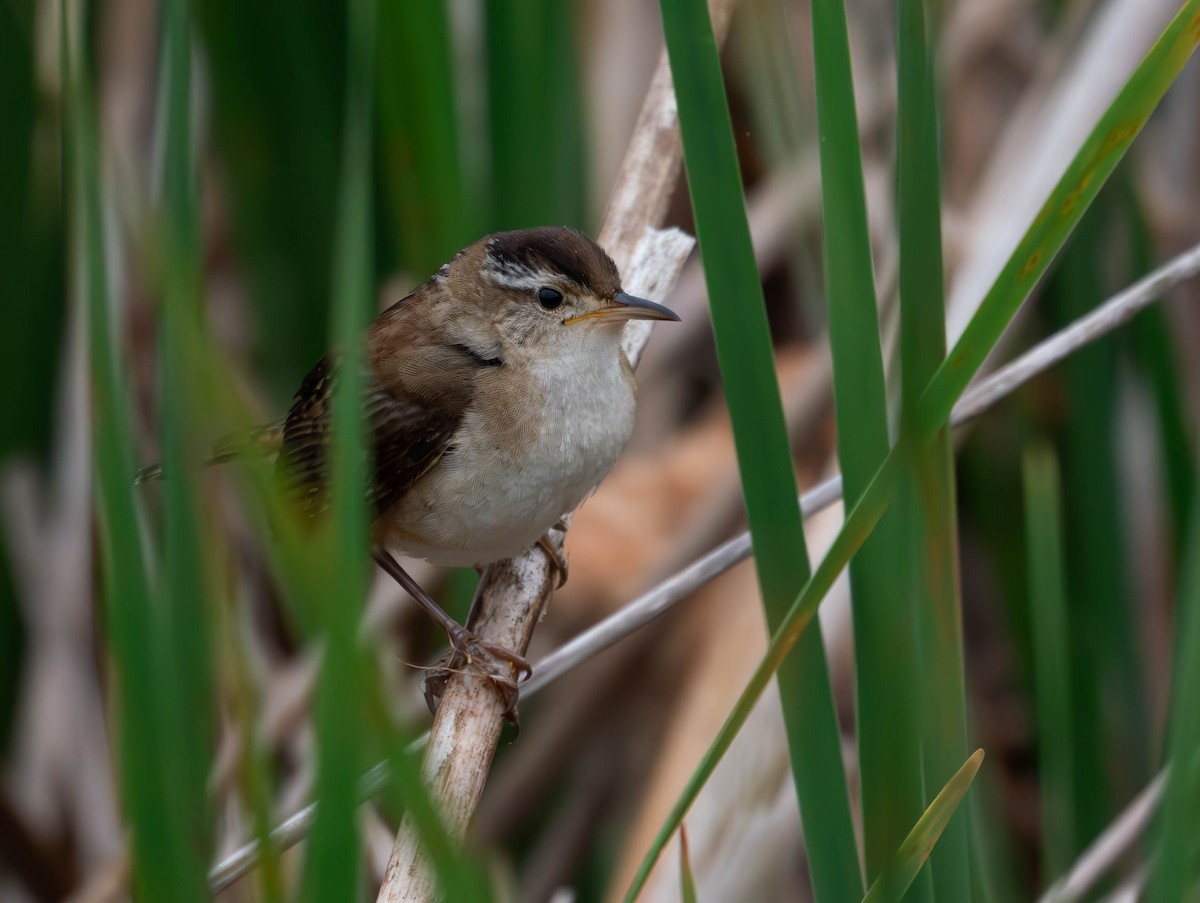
(274, 226), (679, 714)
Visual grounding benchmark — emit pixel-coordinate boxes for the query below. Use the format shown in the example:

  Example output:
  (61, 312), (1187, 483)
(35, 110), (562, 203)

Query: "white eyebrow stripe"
(483, 257), (545, 291)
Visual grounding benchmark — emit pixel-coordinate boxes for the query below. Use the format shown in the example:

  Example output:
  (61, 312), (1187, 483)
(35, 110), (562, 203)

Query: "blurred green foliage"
(0, 0), (65, 751)
(4, 0), (1200, 900)
(194, 0), (346, 399)
(1045, 201), (1147, 843)
(486, 0), (588, 231)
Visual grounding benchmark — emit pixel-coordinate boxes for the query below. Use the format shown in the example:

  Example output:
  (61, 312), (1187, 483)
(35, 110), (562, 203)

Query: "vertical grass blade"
(1120, 178), (1195, 562)
(657, 0), (861, 900)
(0, 0), (65, 465)
(1146, 466), (1200, 902)
(301, 0), (374, 896)
(220, 606), (286, 903)
(377, 0), (474, 275)
(1045, 207), (1145, 840)
(191, 0), (345, 397)
(861, 750), (985, 903)
(1022, 446), (1076, 882)
(63, 1), (205, 898)
(809, 0), (927, 890)
(486, 0), (586, 230)
(624, 7), (1200, 896)
(895, 1), (972, 897)
(156, 0), (215, 887)
(0, 0), (63, 748)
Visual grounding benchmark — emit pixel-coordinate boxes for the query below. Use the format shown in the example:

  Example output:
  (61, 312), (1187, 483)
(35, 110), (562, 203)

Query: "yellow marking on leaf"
(1016, 250), (1042, 283)
(1187, 7), (1200, 43)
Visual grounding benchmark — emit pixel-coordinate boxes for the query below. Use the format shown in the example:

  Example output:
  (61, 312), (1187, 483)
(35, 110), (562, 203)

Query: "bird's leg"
(372, 550), (530, 720)
(536, 518), (570, 589)
(462, 567), (491, 631)
(373, 549), (474, 640)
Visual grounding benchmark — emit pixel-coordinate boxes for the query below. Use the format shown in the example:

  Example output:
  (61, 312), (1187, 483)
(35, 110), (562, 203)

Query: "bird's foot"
(422, 626), (531, 726)
(537, 523), (569, 589)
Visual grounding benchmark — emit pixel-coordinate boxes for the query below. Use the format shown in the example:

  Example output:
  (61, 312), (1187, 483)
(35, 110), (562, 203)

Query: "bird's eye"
(537, 287), (564, 310)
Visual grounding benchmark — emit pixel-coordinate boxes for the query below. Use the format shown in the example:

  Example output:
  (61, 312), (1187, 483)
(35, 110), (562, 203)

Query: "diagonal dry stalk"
(1038, 767), (1167, 903)
(375, 5), (737, 897)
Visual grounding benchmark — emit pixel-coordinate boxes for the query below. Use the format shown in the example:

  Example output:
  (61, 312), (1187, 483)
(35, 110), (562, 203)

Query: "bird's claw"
(537, 529), (569, 589)
(422, 627), (531, 726)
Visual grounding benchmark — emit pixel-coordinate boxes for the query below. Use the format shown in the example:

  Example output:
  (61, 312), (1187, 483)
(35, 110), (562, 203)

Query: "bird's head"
(439, 227), (679, 364)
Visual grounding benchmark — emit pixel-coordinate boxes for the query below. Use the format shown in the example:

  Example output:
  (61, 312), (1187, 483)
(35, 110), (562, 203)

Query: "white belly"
(382, 353), (635, 567)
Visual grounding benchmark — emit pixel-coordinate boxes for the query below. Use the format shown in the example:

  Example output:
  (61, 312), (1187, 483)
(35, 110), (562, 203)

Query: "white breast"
(383, 346), (635, 567)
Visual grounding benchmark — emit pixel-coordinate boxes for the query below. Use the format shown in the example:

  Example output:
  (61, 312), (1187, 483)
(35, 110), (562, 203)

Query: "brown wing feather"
(277, 353), (469, 519)
(365, 384), (462, 514)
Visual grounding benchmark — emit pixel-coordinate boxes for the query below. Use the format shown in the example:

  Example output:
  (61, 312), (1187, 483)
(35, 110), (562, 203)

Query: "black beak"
(611, 292), (681, 322)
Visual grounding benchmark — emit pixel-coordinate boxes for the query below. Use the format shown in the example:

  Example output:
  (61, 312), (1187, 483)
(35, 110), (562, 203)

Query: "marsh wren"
(277, 227), (679, 711)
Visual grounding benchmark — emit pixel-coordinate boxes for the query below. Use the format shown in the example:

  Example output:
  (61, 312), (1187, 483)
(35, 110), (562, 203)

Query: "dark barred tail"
(209, 418), (286, 465)
(133, 418), (286, 485)
(133, 462), (165, 484)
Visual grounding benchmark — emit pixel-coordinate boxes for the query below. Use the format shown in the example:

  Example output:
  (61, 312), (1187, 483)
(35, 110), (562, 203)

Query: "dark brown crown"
(485, 227), (621, 297)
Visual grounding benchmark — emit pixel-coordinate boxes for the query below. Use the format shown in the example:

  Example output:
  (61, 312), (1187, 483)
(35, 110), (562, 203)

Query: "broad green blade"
(810, 0), (926, 891)
(219, 601), (286, 902)
(1147, 467), (1200, 901)
(0, 1), (65, 464)
(968, 770), (1025, 903)
(861, 750), (986, 903)
(1120, 177), (1195, 565)
(1022, 446), (1076, 881)
(486, 0), (587, 230)
(1044, 205), (1145, 840)
(63, 3), (206, 898)
(377, 0), (475, 275)
(192, 0), (345, 397)
(623, 6), (1200, 896)
(156, 0), (216, 885)
(0, 2), (63, 750)
(301, 0), (375, 896)
(656, 0), (861, 900)
(896, 1), (971, 898)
